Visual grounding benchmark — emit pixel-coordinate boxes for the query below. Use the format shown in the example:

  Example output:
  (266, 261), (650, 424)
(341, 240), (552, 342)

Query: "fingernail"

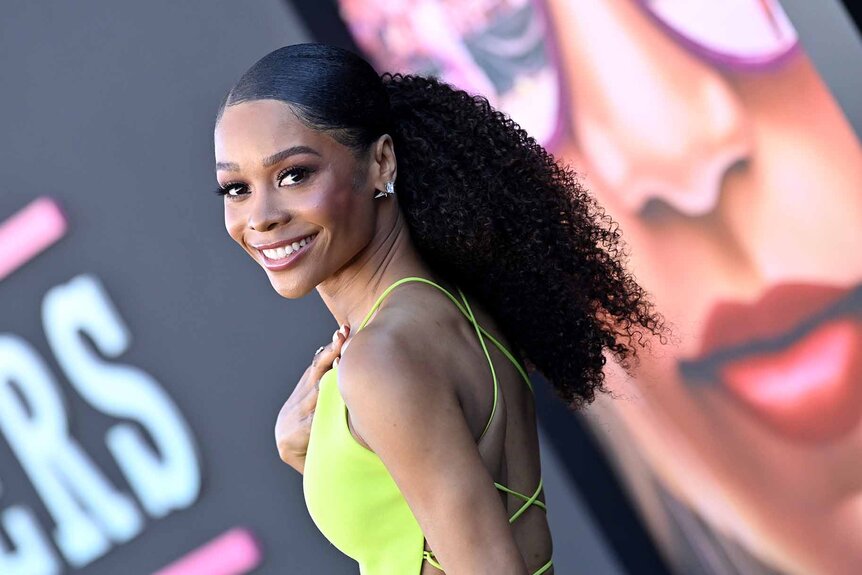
(333, 356), (340, 368)
(333, 331), (340, 342)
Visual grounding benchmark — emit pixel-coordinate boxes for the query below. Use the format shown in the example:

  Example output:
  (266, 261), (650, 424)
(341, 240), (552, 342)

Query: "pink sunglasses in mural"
(637, 0), (799, 69)
(339, 0), (800, 149)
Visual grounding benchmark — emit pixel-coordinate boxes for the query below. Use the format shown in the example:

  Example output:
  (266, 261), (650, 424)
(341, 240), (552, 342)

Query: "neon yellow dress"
(303, 276), (554, 575)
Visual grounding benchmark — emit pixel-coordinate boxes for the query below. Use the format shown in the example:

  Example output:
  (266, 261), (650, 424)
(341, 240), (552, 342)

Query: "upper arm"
(338, 325), (528, 575)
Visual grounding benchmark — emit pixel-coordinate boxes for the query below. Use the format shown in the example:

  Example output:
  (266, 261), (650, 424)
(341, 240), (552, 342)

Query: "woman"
(331, 1), (862, 572)
(213, 42), (669, 575)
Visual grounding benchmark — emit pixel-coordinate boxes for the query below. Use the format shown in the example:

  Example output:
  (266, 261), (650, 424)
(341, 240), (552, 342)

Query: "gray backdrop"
(1, 1), (858, 574)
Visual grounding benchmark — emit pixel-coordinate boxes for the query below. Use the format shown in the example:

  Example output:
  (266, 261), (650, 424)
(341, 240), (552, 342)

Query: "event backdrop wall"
(0, 1), (631, 574)
(2, 1), (860, 575)
(290, 1), (862, 574)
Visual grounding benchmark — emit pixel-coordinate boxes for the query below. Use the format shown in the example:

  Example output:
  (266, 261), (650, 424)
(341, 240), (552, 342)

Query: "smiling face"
(214, 99), (379, 298)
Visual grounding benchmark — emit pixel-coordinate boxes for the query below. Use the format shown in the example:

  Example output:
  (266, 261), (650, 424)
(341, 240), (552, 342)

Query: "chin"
(270, 279), (312, 300)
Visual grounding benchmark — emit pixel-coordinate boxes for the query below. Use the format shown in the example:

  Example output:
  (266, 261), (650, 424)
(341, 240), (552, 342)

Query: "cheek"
(224, 205), (244, 244)
(316, 183), (362, 226)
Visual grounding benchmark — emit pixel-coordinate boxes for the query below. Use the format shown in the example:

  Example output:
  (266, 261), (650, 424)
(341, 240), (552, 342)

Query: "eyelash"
(213, 166), (312, 198)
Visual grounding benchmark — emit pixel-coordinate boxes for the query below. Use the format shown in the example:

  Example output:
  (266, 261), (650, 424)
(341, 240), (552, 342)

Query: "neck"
(316, 209), (445, 333)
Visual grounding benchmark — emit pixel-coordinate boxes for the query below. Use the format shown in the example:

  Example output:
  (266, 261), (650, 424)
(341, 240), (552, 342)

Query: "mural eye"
(338, 0), (564, 149)
(640, 0), (798, 68)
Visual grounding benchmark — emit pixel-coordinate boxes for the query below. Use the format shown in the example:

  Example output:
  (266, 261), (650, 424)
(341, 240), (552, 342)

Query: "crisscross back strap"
(358, 277), (552, 574)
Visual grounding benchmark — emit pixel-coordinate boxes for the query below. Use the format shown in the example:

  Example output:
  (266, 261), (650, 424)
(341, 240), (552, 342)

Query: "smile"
(258, 233), (318, 271)
(260, 233), (318, 260)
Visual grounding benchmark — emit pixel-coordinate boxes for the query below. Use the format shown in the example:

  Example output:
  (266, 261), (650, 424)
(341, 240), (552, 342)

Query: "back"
(305, 275), (553, 574)
(420, 280), (554, 573)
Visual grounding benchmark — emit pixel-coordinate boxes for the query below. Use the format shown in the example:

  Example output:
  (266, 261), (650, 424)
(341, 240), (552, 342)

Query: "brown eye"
(213, 183), (246, 197)
(278, 166), (310, 186)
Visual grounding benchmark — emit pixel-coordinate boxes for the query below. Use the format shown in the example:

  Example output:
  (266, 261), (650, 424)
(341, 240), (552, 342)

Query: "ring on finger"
(314, 345), (326, 356)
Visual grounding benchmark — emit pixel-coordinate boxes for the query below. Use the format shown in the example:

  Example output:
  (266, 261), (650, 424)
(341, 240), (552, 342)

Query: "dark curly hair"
(217, 42), (673, 410)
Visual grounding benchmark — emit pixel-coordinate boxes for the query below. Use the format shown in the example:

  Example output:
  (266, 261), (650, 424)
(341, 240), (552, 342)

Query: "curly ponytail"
(217, 43), (672, 410)
(381, 72), (671, 409)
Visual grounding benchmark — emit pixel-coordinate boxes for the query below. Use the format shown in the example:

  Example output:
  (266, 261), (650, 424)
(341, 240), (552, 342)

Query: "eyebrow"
(216, 145), (321, 172)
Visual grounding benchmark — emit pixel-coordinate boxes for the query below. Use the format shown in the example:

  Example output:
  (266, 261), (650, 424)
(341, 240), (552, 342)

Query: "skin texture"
(215, 99), (551, 574)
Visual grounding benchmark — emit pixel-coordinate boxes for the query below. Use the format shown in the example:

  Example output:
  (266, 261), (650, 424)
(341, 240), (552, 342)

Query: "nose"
(555, 0), (754, 218)
(247, 186), (288, 232)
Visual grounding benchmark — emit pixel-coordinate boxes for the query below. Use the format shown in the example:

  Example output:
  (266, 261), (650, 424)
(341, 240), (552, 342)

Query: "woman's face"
(336, 0), (862, 572)
(544, 1), (862, 572)
(214, 100), (376, 298)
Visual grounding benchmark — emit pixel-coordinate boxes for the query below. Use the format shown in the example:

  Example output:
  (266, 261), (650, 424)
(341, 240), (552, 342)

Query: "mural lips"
(680, 282), (862, 442)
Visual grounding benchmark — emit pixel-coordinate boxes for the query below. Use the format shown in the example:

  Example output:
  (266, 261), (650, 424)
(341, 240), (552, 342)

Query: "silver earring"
(374, 180), (396, 199)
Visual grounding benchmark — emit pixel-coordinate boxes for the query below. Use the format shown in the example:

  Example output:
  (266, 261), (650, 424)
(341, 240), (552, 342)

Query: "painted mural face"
(337, 0), (862, 573)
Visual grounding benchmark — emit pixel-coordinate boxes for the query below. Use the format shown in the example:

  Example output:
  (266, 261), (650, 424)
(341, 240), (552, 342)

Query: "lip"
(256, 233), (318, 271)
(250, 233), (318, 251)
(679, 282), (862, 443)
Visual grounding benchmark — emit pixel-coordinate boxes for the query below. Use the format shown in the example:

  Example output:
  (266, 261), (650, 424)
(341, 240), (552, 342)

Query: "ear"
(370, 133), (397, 190)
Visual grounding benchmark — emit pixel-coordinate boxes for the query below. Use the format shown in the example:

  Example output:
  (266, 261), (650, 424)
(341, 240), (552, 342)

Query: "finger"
(310, 339), (340, 375)
(312, 325), (350, 370)
(303, 409), (316, 425)
(309, 364), (324, 389)
(302, 326), (349, 394)
(300, 384), (320, 415)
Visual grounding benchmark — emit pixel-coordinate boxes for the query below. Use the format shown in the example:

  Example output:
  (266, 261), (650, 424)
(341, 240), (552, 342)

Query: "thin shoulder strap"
(357, 276), (424, 331)
(359, 276), (499, 440)
(355, 276), (534, 393)
(455, 286), (499, 440)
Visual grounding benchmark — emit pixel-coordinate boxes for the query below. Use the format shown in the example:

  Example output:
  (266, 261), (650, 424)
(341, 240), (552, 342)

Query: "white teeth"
(261, 234), (317, 261)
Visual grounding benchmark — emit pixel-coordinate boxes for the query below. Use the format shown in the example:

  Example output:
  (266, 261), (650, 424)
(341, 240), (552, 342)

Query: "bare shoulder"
(336, 308), (454, 410)
(334, 281), (483, 447)
(333, 290), (530, 573)
(334, 306), (470, 464)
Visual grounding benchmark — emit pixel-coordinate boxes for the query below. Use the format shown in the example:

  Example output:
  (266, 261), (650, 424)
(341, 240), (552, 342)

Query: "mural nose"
(559, 0), (754, 219)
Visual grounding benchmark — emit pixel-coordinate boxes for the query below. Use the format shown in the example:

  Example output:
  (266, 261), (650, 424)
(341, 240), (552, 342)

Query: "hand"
(275, 323), (350, 474)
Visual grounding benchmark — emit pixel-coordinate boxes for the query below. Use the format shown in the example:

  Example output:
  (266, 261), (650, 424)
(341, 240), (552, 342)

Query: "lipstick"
(679, 282), (862, 443)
